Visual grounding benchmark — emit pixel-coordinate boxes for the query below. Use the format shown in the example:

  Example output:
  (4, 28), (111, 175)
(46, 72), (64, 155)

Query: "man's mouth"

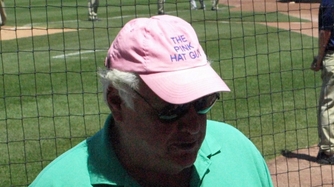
(171, 141), (197, 151)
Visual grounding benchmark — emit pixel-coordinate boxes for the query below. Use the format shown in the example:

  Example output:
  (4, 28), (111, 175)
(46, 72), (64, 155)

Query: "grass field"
(0, 0), (320, 186)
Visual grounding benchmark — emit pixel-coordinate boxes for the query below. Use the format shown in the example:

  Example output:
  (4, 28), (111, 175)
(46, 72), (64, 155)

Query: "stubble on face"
(111, 83), (207, 175)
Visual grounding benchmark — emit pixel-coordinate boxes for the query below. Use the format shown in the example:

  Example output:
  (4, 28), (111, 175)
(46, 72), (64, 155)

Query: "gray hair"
(98, 68), (140, 110)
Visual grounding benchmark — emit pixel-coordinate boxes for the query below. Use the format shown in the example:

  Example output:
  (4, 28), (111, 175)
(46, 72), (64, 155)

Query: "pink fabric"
(105, 15), (230, 104)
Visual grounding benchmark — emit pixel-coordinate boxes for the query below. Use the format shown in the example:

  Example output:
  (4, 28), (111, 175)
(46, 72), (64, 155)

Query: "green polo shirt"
(29, 115), (273, 187)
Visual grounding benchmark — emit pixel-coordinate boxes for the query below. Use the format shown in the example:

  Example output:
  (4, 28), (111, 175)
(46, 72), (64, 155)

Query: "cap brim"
(139, 63), (230, 104)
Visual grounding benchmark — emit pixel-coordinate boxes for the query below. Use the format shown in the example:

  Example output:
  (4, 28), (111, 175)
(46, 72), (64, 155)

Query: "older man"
(30, 15), (273, 187)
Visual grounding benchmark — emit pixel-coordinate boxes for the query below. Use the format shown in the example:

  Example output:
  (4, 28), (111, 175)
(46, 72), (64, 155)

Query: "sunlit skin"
(107, 80), (207, 187)
(311, 30), (331, 72)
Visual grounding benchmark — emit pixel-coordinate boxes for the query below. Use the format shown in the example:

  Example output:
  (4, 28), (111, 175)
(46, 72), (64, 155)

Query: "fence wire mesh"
(0, 0), (325, 186)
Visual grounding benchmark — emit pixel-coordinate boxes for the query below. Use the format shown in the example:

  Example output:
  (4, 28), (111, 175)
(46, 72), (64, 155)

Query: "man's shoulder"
(204, 120), (261, 157)
(200, 120), (273, 187)
(206, 120), (246, 138)
(29, 141), (91, 186)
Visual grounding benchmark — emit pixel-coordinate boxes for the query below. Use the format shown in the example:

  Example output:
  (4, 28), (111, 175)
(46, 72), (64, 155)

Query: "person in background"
(190, 0), (220, 11)
(29, 15), (274, 187)
(190, 0), (205, 10)
(157, 0), (165, 15)
(0, 0), (7, 26)
(211, 0), (220, 11)
(88, 0), (99, 21)
(311, 0), (334, 165)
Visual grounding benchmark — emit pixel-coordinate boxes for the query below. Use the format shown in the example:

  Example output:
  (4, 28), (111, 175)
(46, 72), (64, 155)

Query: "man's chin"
(167, 152), (198, 172)
(160, 161), (195, 175)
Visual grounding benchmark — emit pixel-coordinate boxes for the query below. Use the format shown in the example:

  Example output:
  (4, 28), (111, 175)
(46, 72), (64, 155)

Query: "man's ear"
(106, 86), (123, 121)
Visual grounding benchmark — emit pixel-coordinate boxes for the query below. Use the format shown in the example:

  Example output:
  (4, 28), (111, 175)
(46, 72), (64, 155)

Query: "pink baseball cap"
(105, 15), (230, 104)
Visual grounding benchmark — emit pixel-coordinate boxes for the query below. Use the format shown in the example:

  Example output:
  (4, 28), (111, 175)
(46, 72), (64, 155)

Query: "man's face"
(115, 81), (207, 175)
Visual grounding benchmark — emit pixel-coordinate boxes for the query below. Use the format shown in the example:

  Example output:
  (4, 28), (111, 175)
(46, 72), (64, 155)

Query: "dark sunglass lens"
(195, 94), (219, 114)
(158, 93), (219, 122)
(159, 104), (190, 122)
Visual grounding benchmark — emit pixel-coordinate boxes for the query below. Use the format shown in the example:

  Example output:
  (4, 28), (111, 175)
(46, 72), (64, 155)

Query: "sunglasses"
(132, 89), (220, 123)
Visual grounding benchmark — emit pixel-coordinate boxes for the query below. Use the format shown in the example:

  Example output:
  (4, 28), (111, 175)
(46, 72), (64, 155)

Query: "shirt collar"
(192, 123), (222, 185)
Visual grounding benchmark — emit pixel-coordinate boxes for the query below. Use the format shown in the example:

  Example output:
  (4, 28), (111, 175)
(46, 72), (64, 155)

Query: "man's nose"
(177, 106), (203, 134)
